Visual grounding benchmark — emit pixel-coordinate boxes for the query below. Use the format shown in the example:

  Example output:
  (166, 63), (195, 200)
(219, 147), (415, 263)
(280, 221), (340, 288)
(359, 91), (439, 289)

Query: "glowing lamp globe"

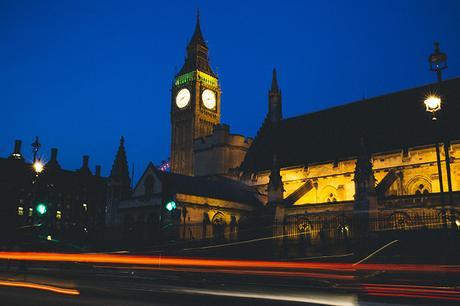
(424, 95), (441, 114)
(33, 160), (44, 173)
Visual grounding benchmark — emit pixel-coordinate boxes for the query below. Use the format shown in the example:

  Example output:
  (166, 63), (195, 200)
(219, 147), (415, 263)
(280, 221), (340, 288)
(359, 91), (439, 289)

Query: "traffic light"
(165, 200), (176, 212)
(36, 203), (47, 215)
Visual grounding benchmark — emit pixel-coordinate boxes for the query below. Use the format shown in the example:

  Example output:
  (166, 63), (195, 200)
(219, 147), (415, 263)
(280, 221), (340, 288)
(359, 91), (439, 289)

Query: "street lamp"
(33, 160), (45, 174)
(424, 95), (441, 120)
(427, 42), (451, 229)
(428, 42), (448, 82)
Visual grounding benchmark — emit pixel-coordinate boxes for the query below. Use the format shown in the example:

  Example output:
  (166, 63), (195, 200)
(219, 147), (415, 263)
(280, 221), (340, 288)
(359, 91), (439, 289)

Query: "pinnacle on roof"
(110, 136), (131, 186)
(188, 9), (207, 48)
(270, 68), (279, 93)
(354, 137), (375, 188)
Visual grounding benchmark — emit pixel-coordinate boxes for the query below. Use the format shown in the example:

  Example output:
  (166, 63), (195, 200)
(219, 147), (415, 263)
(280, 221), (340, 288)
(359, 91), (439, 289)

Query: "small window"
(326, 193), (337, 202)
(415, 184), (429, 195)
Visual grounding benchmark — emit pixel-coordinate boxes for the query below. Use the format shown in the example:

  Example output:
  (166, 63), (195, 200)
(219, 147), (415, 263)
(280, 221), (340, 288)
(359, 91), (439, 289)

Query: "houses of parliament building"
(106, 14), (460, 250)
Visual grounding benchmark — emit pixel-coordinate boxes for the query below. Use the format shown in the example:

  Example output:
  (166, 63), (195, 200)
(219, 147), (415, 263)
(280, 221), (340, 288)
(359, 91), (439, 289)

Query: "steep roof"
(178, 13), (215, 77)
(163, 172), (263, 208)
(240, 77), (460, 173)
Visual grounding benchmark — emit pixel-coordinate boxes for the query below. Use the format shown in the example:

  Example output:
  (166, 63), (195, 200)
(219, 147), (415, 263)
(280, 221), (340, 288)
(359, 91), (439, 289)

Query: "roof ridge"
(283, 76), (460, 123)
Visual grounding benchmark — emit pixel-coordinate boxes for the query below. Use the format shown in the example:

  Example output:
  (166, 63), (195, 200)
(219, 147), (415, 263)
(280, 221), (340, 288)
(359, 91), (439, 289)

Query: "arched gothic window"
(407, 177), (431, 195)
(415, 183), (430, 195)
(326, 193), (337, 203)
(320, 186), (339, 203)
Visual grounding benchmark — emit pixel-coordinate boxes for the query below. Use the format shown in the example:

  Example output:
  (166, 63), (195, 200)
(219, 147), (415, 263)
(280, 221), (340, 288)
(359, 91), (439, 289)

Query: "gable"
(132, 163), (163, 197)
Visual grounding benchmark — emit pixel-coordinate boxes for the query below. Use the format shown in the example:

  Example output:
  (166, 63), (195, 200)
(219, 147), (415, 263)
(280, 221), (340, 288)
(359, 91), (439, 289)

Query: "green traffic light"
(36, 203), (47, 215)
(165, 201), (176, 212)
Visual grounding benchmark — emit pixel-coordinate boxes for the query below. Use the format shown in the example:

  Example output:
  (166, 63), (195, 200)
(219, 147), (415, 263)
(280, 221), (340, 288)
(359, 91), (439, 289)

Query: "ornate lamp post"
(427, 42), (451, 229)
(424, 94), (445, 228)
(31, 136), (41, 163)
(429, 42), (448, 82)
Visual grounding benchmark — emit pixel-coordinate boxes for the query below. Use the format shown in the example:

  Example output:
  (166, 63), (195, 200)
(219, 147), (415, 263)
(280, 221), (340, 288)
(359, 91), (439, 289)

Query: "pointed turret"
(109, 136), (131, 187)
(353, 138), (379, 234)
(178, 11), (214, 76)
(354, 138), (376, 200)
(270, 68), (279, 92)
(268, 68), (282, 125)
(106, 137), (131, 225)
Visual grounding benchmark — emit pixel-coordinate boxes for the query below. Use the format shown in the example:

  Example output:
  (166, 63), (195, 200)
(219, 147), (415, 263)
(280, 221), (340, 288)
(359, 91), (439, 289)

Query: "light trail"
(93, 265), (355, 280)
(175, 287), (358, 306)
(353, 240), (399, 265)
(0, 280), (80, 295)
(0, 252), (459, 274)
(362, 283), (460, 301)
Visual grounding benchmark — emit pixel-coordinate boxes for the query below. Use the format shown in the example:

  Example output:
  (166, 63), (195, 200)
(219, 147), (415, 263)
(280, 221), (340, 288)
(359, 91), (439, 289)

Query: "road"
(0, 253), (459, 306)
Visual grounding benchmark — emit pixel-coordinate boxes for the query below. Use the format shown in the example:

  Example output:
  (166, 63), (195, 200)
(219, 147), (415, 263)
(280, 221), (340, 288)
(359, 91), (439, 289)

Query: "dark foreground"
(0, 255), (459, 306)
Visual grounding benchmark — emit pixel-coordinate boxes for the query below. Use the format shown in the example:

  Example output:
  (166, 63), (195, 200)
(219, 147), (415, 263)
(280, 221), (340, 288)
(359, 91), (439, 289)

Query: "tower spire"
(268, 68), (282, 125)
(271, 68), (279, 92)
(110, 136), (131, 187)
(178, 12), (214, 76)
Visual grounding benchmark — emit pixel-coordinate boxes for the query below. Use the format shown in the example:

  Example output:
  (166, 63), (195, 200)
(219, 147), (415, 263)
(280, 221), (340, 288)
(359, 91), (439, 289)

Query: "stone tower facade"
(170, 14), (221, 176)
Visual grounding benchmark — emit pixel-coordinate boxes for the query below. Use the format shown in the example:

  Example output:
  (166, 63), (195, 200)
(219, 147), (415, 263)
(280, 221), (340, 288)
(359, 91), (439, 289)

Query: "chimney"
(10, 140), (23, 160)
(47, 147), (61, 169)
(82, 155), (89, 169)
(95, 165), (101, 177)
(51, 148), (58, 161)
(14, 140), (22, 154)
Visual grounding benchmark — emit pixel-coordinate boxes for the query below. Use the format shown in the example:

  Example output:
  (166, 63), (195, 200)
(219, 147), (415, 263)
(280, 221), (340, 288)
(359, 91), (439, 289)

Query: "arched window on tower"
(144, 174), (154, 197)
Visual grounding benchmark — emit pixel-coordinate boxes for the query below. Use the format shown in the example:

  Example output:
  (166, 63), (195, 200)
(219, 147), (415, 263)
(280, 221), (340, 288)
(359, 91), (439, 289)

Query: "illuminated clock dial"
(202, 89), (216, 110)
(176, 88), (190, 109)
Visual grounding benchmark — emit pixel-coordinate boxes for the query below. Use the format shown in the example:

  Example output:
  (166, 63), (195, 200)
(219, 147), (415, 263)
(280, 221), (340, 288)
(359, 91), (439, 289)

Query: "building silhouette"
(0, 139), (106, 248)
(104, 15), (460, 254)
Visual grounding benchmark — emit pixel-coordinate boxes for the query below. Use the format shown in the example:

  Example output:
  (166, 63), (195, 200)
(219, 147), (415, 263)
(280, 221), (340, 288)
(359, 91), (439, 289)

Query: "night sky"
(1, 0), (459, 181)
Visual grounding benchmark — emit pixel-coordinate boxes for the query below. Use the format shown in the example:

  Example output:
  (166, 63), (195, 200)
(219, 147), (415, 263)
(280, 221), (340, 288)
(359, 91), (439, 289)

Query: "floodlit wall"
(243, 141), (460, 205)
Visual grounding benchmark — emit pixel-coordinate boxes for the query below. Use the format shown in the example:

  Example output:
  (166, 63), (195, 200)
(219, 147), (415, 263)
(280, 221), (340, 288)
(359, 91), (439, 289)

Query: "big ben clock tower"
(170, 13), (221, 176)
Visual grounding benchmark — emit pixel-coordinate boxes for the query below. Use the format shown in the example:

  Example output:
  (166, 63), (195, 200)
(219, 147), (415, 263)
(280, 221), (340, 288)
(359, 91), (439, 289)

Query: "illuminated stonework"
(242, 142), (460, 205)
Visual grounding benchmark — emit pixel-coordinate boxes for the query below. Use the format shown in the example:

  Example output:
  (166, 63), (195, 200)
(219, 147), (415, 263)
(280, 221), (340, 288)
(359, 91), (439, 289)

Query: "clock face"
(202, 89), (216, 110)
(176, 88), (190, 109)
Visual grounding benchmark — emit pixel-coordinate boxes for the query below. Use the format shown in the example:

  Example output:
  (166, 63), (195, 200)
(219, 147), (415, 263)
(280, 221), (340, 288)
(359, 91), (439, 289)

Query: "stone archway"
(319, 185), (339, 203)
(212, 212), (226, 240)
(406, 176), (432, 195)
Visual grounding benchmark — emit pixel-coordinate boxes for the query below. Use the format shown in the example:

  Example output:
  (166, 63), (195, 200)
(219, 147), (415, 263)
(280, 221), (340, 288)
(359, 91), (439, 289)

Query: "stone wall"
(194, 124), (253, 177)
(243, 141), (460, 205)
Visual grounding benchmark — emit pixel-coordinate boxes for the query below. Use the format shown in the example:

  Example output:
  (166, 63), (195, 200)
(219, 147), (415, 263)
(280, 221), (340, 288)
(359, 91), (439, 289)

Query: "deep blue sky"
(1, 0), (459, 180)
